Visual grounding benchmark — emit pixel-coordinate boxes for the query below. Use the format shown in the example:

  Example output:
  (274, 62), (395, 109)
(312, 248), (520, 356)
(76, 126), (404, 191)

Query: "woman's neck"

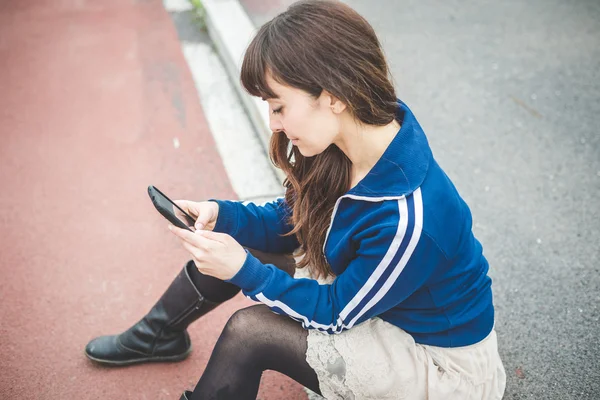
(334, 116), (400, 185)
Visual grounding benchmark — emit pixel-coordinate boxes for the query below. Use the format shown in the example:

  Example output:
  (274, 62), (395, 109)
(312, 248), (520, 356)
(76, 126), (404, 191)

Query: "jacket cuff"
(209, 199), (238, 236)
(225, 251), (271, 293)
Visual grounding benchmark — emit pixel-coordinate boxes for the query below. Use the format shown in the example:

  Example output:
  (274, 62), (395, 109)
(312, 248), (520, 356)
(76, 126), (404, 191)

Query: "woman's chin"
(296, 144), (323, 158)
(297, 148), (316, 157)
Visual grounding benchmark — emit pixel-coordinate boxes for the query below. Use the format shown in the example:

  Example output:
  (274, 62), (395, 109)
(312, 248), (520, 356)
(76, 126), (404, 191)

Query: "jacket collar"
(347, 99), (432, 198)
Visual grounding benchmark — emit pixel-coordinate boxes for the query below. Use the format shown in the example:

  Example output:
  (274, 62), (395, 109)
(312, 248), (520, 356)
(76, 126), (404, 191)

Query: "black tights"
(187, 251), (322, 400)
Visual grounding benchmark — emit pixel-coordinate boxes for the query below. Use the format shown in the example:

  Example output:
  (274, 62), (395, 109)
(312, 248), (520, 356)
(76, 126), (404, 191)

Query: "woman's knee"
(219, 305), (280, 355)
(224, 305), (270, 338)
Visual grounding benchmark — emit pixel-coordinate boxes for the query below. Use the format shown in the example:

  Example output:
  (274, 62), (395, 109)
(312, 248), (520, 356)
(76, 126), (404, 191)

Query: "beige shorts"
(305, 318), (506, 400)
(295, 267), (506, 399)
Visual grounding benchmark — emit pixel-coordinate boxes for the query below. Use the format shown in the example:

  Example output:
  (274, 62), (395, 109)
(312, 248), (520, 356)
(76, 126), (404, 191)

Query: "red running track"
(0, 1), (307, 399)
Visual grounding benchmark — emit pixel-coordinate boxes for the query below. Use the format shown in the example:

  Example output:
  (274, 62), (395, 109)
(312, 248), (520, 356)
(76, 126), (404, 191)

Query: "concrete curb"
(163, 0), (284, 204)
(202, 0), (286, 184)
(201, 7), (325, 400)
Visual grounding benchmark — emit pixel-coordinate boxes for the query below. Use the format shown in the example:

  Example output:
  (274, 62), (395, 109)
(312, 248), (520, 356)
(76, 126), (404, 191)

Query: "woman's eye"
(272, 107), (283, 115)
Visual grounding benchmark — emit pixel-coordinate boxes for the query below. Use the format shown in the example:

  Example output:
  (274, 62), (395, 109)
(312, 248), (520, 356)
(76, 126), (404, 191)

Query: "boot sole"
(84, 345), (192, 366)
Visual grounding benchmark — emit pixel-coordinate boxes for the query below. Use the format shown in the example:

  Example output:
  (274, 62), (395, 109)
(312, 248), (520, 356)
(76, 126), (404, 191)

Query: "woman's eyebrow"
(261, 95), (281, 101)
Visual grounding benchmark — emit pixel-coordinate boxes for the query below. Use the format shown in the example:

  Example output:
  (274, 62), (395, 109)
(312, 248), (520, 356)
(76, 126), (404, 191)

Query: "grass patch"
(189, 0), (207, 31)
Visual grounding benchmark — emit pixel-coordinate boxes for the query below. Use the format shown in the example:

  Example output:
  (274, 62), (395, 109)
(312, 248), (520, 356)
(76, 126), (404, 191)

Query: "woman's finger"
(196, 229), (229, 244)
(169, 224), (216, 251)
(181, 239), (205, 261)
(169, 224), (204, 247)
(173, 200), (198, 218)
(168, 224), (191, 238)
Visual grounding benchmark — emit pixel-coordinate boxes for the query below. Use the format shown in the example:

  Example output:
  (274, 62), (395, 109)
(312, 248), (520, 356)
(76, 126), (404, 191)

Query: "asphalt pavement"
(239, 0), (600, 398)
(1, 0), (598, 399)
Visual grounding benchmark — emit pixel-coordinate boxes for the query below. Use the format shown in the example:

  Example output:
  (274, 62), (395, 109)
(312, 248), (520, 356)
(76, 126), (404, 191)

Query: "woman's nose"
(269, 118), (283, 134)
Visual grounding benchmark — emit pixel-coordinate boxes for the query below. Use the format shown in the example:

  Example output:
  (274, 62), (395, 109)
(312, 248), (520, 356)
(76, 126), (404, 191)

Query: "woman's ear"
(321, 91), (347, 114)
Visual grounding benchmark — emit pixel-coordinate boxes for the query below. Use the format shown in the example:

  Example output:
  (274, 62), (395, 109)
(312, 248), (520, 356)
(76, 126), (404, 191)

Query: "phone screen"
(148, 186), (196, 230)
(172, 202), (196, 228)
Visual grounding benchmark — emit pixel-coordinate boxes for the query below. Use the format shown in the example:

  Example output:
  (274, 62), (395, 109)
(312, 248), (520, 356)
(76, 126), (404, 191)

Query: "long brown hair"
(241, 0), (397, 280)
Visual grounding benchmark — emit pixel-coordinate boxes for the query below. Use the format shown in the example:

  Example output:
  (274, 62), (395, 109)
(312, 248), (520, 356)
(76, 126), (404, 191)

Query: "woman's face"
(264, 73), (341, 157)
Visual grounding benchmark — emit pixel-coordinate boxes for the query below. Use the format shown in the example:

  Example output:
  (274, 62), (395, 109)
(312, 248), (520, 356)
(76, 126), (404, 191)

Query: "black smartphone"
(147, 185), (196, 232)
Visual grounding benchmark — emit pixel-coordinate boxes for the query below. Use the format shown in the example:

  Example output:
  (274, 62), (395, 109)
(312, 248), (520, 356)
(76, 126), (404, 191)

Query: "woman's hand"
(173, 200), (219, 231)
(168, 225), (247, 281)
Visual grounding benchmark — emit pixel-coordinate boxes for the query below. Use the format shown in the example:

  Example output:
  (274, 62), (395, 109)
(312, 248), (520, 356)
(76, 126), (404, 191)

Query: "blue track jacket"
(212, 100), (495, 347)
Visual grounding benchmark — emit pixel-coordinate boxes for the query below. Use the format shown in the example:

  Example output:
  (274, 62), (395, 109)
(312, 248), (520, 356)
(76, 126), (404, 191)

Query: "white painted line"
(163, 0), (193, 12)
(201, 0), (281, 181)
(181, 41), (284, 200)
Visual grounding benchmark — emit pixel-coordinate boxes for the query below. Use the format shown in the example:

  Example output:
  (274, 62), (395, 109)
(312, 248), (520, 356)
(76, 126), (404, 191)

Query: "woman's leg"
(85, 249), (296, 366)
(189, 304), (322, 400)
(186, 265), (241, 303)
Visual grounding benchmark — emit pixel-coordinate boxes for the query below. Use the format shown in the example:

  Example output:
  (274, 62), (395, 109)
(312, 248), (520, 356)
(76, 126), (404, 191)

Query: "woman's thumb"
(195, 218), (206, 231)
(195, 212), (212, 230)
(193, 202), (218, 231)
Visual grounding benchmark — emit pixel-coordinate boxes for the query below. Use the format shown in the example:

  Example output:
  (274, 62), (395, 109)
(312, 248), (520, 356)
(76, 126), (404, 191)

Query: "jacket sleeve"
(224, 200), (444, 334)
(210, 197), (300, 254)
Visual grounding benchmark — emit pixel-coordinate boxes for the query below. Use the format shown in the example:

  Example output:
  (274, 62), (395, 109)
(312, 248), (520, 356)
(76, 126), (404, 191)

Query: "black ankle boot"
(85, 261), (220, 366)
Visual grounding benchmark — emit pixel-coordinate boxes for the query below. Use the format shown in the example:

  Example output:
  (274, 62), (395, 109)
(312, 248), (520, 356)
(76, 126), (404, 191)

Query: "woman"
(85, 1), (506, 399)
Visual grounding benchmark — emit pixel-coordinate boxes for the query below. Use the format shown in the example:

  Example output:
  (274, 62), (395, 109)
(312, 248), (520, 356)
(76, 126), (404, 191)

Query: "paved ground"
(0, 1), (305, 399)
(2, 0), (599, 399)
(240, 0), (600, 399)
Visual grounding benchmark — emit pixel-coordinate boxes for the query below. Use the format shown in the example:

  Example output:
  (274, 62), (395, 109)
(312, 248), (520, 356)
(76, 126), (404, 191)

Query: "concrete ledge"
(200, 7), (323, 399)
(202, 0), (287, 184)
